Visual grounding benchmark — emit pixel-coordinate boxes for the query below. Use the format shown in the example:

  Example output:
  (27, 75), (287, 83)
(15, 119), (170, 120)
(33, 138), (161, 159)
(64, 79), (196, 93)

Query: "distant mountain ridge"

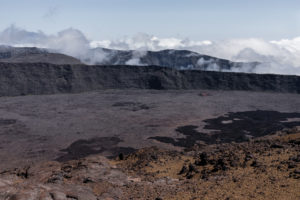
(0, 46), (259, 72)
(92, 48), (259, 72)
(0, 45), (82, 65)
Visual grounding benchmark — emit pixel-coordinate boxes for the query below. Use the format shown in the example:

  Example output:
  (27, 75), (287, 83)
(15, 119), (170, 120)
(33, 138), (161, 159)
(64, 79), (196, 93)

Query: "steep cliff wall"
(0, 62), (299, 96)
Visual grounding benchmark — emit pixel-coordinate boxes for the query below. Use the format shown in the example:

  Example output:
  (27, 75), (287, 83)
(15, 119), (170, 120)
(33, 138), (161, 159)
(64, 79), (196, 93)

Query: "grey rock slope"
(0, 62), (298, 96)
(0, 46), (82, 65)
(95, 48), (259, 71)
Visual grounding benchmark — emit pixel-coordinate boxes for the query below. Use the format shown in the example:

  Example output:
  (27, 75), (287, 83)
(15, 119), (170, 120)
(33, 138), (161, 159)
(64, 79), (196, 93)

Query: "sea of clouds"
(1, 25), (300, 75)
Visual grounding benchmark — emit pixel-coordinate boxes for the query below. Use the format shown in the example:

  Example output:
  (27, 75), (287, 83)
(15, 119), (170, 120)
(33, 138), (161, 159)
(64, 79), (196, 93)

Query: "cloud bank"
(1, 25), (300, 75)
(0, 25), (108, 64)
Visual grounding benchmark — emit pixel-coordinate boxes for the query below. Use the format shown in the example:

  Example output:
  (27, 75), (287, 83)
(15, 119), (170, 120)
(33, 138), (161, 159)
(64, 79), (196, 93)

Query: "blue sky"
(0, 0), (300, 40)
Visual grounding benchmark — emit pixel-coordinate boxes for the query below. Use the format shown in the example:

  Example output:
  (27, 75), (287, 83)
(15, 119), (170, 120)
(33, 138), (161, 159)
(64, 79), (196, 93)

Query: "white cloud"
(1, 25), (300, 75)
(270, 37), (300, 53)
(90, 33), (212, 51)
(90, 40), (111, 49)
(125, 50), (147, 66)
(0, 25), (46, 45)
(0, 25), (107, 64)
(125, 58), (142, 65)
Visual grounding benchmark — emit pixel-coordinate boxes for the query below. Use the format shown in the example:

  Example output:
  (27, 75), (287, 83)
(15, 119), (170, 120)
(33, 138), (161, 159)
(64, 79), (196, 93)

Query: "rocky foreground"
(1, 128), (299, 200)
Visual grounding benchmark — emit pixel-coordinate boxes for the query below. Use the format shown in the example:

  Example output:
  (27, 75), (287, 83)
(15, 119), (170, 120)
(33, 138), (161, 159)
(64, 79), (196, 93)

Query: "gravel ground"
(0, 89), (299, 169)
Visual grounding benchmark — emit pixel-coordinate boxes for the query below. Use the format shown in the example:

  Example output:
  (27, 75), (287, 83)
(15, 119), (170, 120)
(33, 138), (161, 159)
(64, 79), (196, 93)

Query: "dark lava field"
(0, 89), (299, 169)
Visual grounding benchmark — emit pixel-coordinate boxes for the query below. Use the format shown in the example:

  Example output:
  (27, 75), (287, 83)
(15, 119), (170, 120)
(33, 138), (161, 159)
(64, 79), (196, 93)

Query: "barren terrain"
(0, 129), (299, 200)
(0, 89), (299, 170)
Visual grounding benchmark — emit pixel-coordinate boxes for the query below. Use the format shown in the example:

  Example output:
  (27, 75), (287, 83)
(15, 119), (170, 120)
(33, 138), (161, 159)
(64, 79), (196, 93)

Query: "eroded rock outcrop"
(0, 155), (128, 200)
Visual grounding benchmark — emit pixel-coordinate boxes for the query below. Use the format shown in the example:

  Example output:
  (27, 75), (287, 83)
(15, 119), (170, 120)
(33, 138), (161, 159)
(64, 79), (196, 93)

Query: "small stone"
(195, 152), (208, 166)
(294, 170), (300, 174)
(288, 162), (297, 169)
(118, 153), (124, 160)
(270, 144), (284, 148)
(178, 165), (188, 175)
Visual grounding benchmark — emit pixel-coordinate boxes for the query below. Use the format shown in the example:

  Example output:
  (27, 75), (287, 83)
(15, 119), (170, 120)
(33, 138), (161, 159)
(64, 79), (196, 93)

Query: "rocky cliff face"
(0, 62), (299, 96)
